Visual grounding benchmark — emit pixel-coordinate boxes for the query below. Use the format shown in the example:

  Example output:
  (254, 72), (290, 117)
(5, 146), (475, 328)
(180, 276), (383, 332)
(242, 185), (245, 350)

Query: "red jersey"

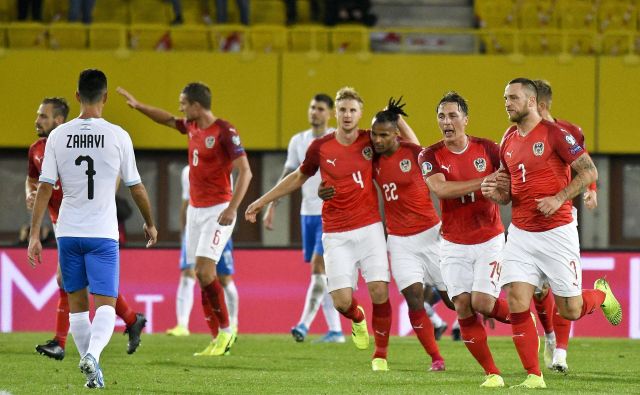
(28, 137), (63, 223)
(176, 118), (246, 208)
(500, 119), (585, 232)
(419, 136), (503, 245)
(373, 141), (440, 236)
(299, 130), (381, 233)
(555, 118), (596, 192)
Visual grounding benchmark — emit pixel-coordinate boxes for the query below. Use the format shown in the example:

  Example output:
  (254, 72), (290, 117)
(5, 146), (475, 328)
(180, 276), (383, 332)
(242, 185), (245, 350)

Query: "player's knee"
(368, 286), (388, 304)
(557, 303), (580, 321)
(471, 295), (493, 316)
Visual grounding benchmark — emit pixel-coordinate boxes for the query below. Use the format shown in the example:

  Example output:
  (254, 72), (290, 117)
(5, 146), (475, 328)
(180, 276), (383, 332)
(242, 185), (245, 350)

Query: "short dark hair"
(508, 77), (538, 99)
(436, 91), (469, 116)
(533, 79), (552, 106)
(42, 97), (69, 121)
(78, 69), (107, 104)
(313, 93), (333, 109)
(182, 82), (212, 110)
(372, 109), (399, 127)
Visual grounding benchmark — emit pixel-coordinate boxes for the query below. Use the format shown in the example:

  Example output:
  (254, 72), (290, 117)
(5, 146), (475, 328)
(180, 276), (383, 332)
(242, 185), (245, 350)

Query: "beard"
(509, 109), (528, 123)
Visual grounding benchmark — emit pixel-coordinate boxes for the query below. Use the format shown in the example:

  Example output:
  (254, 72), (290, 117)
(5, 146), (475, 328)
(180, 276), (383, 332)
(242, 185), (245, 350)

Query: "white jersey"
(181, 165), (190, 201)
(39, 117), (141, 240)
(284, 128), (332, 215)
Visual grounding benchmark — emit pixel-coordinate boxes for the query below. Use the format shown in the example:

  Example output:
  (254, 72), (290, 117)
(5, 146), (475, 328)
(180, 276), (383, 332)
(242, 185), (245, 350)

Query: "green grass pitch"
(1, 332), (639, 394)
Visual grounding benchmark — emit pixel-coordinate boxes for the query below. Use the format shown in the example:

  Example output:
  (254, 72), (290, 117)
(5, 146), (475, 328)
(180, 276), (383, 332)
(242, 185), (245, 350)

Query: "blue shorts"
(57, 237), (119, 298)
(301, 215), (323, 263)
(180, 235), (234, 276)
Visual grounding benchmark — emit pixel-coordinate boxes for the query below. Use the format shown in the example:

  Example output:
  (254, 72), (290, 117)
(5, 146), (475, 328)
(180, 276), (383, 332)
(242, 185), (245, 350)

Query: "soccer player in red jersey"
(28, 97), (146, 360)
(246, 87), (398, 371)
(530, 79), (599, 373)
(481, 78), (622, 389)
(117, 83), (252, 356)
(418, 92), (511, 388)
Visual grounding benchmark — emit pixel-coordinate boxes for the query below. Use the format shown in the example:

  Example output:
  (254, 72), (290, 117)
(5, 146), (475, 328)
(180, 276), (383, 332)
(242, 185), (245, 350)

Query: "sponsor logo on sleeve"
(232, 135), (241, 146)
(399, 159), (411, 172)
(205, 136), (215, 149)
(533, 141), (544, 156)
(473, 157), (487, 172)
(569, 145), (583, 155)
(421, 161), (433, 175)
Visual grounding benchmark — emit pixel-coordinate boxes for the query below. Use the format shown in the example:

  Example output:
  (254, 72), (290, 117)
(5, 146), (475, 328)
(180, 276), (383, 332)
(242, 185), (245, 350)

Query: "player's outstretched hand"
(387, 96), (409, 117)
(27, 237), (42, 268)
(116, 87), (139, 109)
(262, 203), (275, 230)
(318, 180), (335, 201)
(245, 200), (265, 223)
(217, 207), (237, 226)
(584, 189), (598, 210)
(144, 224), (158, 248)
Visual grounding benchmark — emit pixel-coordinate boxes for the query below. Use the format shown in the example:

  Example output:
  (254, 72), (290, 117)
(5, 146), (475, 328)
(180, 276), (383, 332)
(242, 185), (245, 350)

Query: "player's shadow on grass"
(148, 359), (288, 372)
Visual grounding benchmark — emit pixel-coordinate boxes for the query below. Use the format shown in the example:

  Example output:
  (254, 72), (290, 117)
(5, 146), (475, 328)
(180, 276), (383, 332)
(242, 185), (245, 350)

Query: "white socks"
(223, 280), (239, 327)
(545, 332), (557, 343)
(300, 274), (326, 328)
(424, 302), (444, 328)
(321, 291), (342, 332)
(86, 305), (116, 362)
(69, 311), (91, 357)
(176, 275), (196, 328)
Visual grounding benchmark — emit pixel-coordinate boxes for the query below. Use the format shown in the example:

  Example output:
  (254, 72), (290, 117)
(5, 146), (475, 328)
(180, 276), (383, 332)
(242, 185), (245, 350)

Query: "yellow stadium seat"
(7, 22), (48, 48)
(519, 1), (559, 29)
(598, 2), (637, 32)
(564, 29), (597, 55)
(295, 0), (314, 24)
(249, 24), (286, 52)
(89, 23), (126, 50)
(171, 25), (211, 50)
(42, 0), (68, 23)
(520, 29), (562, 55)
(330, 25), (369, 53)
(479, 29), (515, 54)
(92, 0), (129, 23)
(252, 0), (286, 25)
(476, 0), (518, 29)
(288, 25), (329, 52)
(0, 0), (14, 22)
(560, 0), (598, 30)
(129, 0), (171, 24)
(210, 24), (246, 52)
(49, 22), (87, 49)
(181, 0), (210, 25)
(129, 24), (171, 51)
(601, 31), (633, 55)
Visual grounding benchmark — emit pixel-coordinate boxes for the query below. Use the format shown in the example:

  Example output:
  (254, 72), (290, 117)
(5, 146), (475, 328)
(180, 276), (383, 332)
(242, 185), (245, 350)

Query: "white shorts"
(388, 224), (446, 292)
(322, 222), (390, 292)
(186, 203), (235, 264)
(440, 233), (505, 299)
(500, 223), (582, 297)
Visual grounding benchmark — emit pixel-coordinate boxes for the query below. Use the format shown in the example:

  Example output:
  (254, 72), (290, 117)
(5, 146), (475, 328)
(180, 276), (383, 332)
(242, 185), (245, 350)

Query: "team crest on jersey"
(232, 135), (241, 146)
(205, 136), (215, 149)
(362, 146), (373, 160)
(473, 157), (487, 172)
(533, 141), (544, 156)
(565, 134), (577, 146)
(421, 161), (433, 175)
(399, 159), (411, 172)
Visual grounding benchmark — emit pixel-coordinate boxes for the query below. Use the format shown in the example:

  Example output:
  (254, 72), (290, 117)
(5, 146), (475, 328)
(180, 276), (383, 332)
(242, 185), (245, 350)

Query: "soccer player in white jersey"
(27, 69), (157, 389)
(262, 94), (344, 343)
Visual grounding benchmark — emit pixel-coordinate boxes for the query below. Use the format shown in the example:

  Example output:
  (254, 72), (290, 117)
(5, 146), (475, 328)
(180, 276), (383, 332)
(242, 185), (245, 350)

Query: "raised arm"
(27, 182), (53, 267)
(129, 183), (158, 247)
(218, 155), (253, 226)
(116, 87), (178, 129)
(245, 169), (309, 223)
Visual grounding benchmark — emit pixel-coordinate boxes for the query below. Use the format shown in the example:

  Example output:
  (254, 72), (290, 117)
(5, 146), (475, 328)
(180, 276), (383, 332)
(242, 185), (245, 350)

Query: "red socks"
(341, 297), (365, 323)
(409, 309), (442, 362)
(115, 294), (138, 327)
(489, 298), (511, 324)
(510, 310), (541, 376)
(459, 314), (500, 375)
(553, 304), (571, 350)
(203, 279), (230, 329)
(201, 289), (220, 337)
(533, 291), (555, 334)
(580, 289), (605, 318)
(372, 300), (392, 360)
(54, 289), (69, 348)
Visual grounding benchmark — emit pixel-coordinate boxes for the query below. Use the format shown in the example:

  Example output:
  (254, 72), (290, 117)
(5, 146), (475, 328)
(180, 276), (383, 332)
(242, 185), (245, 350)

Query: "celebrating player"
(262, 94), (344, 344)
(28, 69), (157, 388)
(117, 83), (252, 356)
(481, 77), (622, 389)
(27, 97), (146, 361)
(247, 87), (397, 371)
(419, 91), (512, 388)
